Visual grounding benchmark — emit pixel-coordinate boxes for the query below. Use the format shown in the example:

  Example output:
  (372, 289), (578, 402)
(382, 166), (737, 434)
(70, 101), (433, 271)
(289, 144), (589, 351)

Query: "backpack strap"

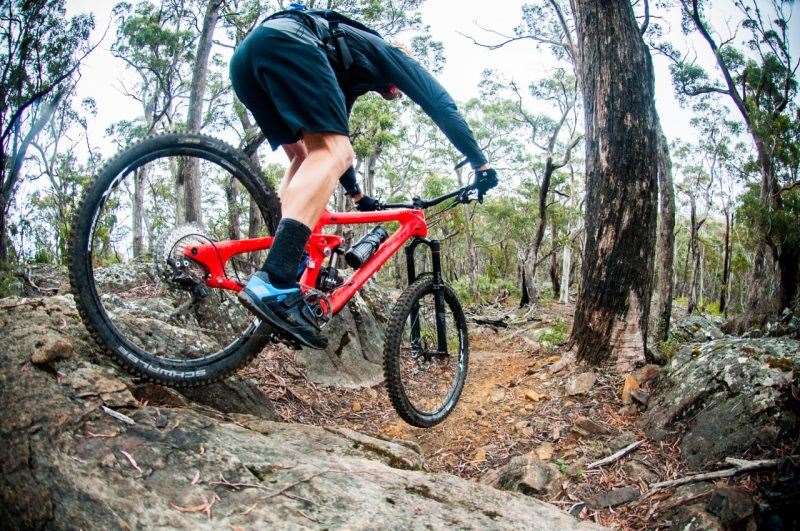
(327, 19), (353, 71)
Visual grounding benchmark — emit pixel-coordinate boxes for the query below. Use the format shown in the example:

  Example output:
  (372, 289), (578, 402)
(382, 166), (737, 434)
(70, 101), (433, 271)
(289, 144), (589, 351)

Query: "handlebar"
(379, 183), (477, 211)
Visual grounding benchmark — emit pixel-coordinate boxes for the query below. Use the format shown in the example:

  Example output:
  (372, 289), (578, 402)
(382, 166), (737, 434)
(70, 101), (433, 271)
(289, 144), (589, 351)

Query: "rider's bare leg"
(256, 132), (353, 288)
(279, 140), (308, 201)
(280, 133), (354, 228)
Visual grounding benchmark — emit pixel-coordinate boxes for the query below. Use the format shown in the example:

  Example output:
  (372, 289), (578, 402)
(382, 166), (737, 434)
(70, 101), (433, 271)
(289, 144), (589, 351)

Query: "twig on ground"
(650, 456), (790, 490)
(101, 405), (135, 425)
(587, 440), (644, 469)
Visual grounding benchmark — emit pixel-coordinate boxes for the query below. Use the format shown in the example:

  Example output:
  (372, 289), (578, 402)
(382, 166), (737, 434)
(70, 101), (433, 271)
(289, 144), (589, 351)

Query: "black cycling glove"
(475, 168), (498, 202)
(355, 195), (381, 212)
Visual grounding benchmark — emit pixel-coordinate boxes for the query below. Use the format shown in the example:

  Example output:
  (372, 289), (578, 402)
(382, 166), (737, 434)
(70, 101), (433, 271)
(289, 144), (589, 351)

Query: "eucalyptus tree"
(0, 0), (95, 262)
(569, 0), (661, 370)
(668, 0), (800, 325)
(26, 92), (98, 263)
(111, 0), (196, 254)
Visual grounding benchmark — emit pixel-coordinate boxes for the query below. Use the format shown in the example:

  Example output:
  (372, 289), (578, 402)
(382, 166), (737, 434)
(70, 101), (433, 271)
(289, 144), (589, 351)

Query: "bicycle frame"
(185, 207), (429, 315)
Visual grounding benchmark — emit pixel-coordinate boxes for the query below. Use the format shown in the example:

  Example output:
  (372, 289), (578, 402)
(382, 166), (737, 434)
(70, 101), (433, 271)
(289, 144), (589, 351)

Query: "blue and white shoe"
(238, 272), (327, 349)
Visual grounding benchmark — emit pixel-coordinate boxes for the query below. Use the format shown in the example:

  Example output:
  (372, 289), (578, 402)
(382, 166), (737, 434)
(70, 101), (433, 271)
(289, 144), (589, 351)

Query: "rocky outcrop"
(0, 295), (602, 530)
(670, 314), (724, 343)
(644, 335), (800, 468)
(296, 292), (385, 388)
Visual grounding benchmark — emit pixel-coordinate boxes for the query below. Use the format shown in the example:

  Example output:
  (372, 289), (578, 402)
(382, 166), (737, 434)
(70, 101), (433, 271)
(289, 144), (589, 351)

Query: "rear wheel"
(384, 276), (469, 427)
(69, 133), (281, 387)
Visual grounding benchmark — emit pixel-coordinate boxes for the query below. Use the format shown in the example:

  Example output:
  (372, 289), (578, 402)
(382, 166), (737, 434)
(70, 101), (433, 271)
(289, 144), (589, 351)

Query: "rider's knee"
(305, 133), (353, 176)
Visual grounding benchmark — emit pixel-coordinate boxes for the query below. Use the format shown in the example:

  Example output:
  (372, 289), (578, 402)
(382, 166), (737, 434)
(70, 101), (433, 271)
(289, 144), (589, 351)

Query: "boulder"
(0, 295), (275, 419)
(671, 314), (724, 344)
(482, 454), (563, 498)
(296, 292), (385, 388)
(0, 295), (605, 530)
(644, 336), (800, 468)
(565, 372), (597, 396)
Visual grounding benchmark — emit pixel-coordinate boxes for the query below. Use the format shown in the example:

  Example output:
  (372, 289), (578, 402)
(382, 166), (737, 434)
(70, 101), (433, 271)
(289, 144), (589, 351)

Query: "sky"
(63, 0), (800, 169)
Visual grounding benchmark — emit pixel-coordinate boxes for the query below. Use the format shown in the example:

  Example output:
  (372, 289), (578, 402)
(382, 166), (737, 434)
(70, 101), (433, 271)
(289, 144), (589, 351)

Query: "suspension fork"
(405, 238), (448, 355)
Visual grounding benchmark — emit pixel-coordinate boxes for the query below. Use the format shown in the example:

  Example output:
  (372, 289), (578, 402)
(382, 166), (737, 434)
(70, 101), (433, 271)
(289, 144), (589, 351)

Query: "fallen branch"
(587, 440), (644, 469)
(101, 405), (135, 425)
(650, 456), (790, 490)
(470, 315), (509, 328)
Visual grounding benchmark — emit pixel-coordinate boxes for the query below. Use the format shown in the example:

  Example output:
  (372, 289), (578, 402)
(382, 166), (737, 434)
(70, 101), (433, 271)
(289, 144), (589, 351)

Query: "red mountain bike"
(69, 133), (474, 427)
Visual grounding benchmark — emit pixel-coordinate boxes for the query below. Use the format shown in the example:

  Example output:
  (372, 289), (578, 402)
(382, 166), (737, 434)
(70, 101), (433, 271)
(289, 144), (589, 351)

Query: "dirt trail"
(242, 303), (687, 529)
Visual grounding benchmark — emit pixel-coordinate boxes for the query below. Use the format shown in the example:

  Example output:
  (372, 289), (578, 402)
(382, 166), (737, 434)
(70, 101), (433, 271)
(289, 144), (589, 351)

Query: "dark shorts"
(229, 18), (349, 150)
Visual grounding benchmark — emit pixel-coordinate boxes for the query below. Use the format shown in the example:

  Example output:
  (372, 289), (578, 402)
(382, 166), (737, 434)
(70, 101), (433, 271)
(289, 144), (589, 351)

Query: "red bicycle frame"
(185, 208), (428, 315)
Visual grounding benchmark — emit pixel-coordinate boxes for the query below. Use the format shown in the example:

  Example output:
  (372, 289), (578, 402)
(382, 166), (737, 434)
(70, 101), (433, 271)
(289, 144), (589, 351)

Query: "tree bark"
(522, 158), (554, 305)
(549, 242), (561, 297)
(719, 207), (731, 315)
(686, 196), (702, 315)
(180, 0), (224, 225)
(653, 129), (675, 341)
(225, 176), (241, 241)
(559, 244), (571, 304)
(131, 167), (146, 258)
(569, 0), (660, 371)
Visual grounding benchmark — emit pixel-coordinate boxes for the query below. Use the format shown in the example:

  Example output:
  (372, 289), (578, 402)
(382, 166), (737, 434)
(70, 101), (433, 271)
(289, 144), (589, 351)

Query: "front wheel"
(384, 276), (469, 427)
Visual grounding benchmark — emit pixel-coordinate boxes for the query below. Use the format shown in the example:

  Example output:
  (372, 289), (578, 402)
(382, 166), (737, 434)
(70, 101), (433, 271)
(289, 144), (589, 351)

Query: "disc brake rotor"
(154, 223), (213, 298)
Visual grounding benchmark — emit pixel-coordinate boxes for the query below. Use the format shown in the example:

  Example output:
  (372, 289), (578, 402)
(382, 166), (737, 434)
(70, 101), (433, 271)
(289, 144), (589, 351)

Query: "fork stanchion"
(430, 240), (448, 356)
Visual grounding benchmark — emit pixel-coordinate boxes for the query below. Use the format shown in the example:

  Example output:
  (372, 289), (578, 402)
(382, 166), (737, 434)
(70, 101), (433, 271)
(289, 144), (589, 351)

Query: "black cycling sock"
(261, 218), (311, 288)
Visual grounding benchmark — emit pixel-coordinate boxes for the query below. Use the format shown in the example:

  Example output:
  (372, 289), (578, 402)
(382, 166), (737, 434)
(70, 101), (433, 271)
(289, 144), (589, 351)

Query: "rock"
(607, 431), (638, 452)
(634, 364), (661, 384)
(1, 296), (276, 420)
(705, 487), (755, 526)
(668, 504), (725, 531)
(535, 442), (555, 461)
(296, 292), (385, 388)
(630, 389), (650, 407)
(671, 314), (725, 343)
(30, 336), (73, 364)
(0, 298), (606, 530)
(586, 486), (639, 509)
(178, 379), (278, 419)
(482, 455), (563, 498)
(525, 389), (546, 402)
(572, 416), (611, 436)
(565, 372), (597, 395)
(644, 336), (800, 467)
(620, 459), (658, 484)
(621, 373), (639, 405)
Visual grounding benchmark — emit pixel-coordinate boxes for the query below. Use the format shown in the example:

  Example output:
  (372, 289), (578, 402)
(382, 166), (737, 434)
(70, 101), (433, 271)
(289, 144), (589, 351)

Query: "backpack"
(263, 8), (381, 72)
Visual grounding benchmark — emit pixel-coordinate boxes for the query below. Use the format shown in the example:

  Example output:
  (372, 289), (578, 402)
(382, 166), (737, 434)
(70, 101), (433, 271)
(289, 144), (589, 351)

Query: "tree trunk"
(719, 207), (731, 316)
(687, 196), (700, 314)
(653, 129), (675, 341)
(550, 244), (561, 297)
(521, 158), (554, 305)
(131, 166), (146, 258)
(559, 244), (571, 304)
(698, 246), (704, 310)
(225, 176), (241, 240)
(0, 189), (9, 263)
(569, 0), (660, 371)
(181, 0), (224, 225)
(364, 148), (381, 197)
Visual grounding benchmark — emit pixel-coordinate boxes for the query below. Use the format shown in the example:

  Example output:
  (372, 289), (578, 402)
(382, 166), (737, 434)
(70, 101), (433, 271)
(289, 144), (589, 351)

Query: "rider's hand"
(355, 194), (381, 212)
(475, 168), (498, 202)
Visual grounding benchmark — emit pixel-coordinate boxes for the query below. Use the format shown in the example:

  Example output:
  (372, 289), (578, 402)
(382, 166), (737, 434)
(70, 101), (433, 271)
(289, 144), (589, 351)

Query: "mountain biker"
(230, 3), (498, 349)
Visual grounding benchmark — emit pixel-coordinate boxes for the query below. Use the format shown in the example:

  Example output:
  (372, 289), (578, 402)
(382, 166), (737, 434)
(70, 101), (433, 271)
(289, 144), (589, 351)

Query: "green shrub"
(658, 335), (682, 360)
(539, 318), (568, 350)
